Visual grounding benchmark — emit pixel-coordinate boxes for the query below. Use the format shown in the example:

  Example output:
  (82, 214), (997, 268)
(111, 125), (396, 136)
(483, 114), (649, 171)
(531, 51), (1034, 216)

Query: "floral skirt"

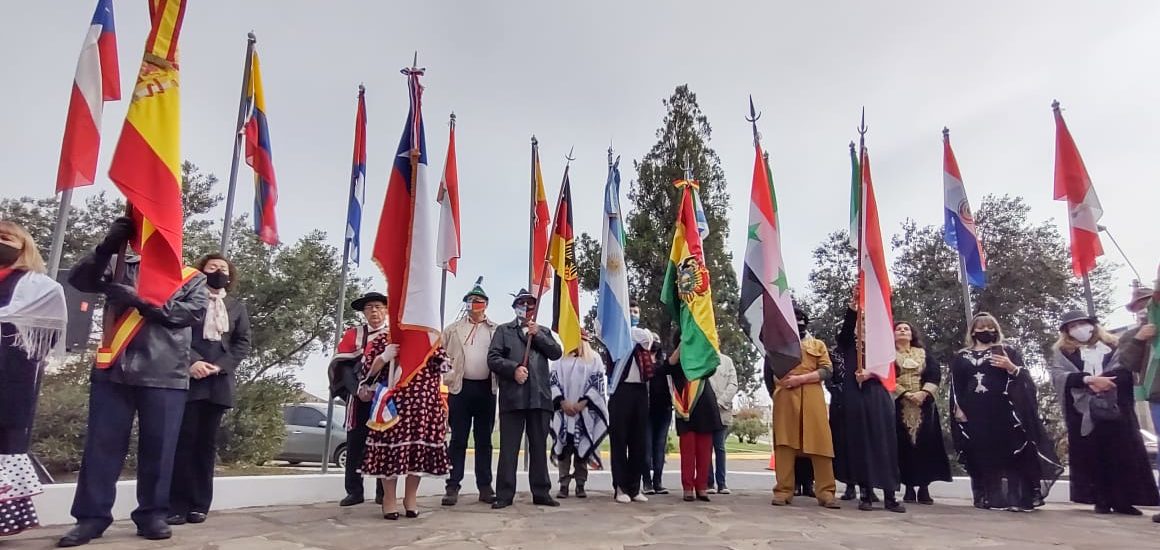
(362, 359), (450, 479)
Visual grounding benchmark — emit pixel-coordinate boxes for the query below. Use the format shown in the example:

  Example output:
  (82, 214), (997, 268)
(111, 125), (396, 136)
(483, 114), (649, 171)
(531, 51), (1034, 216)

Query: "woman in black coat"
(892, 321), (951, 504)
(1048, 310), (1159, 515)
(167, 254), (251, 526)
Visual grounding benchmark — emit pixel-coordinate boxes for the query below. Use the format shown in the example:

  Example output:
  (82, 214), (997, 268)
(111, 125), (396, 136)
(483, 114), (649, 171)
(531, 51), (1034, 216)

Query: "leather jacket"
(69, 252), (207, 390)
(487, 319), (562, 413)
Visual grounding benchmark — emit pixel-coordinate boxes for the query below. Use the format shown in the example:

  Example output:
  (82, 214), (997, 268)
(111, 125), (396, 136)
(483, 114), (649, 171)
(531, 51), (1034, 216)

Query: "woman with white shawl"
(549, 330), (609, 499)
(0, 221), (66, 537)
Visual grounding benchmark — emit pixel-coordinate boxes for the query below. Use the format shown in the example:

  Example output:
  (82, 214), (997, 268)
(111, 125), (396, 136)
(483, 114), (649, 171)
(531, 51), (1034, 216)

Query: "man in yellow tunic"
(770, 307), (840, 508)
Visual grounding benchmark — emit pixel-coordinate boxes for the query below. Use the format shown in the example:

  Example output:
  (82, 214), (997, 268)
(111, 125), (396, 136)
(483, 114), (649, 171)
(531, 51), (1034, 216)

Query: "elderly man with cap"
(327, 291), (389, 507)
(487, 288), (563, 509)
(441, 277), (499, 506)
(1112, 267), (1160, 521)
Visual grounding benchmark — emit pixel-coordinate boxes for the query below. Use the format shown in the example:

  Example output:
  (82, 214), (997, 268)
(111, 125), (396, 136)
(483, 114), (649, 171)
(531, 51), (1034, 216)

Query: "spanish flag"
(106, 0), (188, 306)
(660, 179), (720, 419)
(548, 167), (580, 356)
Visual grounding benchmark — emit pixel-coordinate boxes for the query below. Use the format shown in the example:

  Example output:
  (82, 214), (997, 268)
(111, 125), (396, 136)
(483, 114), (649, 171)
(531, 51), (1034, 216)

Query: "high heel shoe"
(405, 510), (419, 518)
(383, 512), (399, 520)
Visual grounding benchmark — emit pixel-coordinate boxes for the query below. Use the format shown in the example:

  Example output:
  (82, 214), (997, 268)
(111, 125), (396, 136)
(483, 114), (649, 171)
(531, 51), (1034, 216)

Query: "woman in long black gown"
(950, 313), (1062, 512)
(892, 321), (951, 505)
(1048, 309), (1158, 515)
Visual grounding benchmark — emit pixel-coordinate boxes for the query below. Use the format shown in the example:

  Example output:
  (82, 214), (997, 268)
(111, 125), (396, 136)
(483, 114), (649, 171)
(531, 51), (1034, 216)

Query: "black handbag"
(1088, 390), (1120, 422)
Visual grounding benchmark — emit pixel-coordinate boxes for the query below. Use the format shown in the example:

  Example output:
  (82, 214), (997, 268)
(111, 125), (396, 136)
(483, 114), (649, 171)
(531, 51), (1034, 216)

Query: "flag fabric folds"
(660, 179), (721, 419)
(370, 65), (441, 429)
(530, 141), (552, 294)
(942, 131), (986, 287)
(244, 49), (279, 245)
(106, 0), (188, 306)
(347, 87), (367, 265)
(598, 155), (634, 393)
(856, 147), (896, 391)
(1052, 102), (1104, 277)
(436, 115), (461, 273)
(548, 168), (581, 356)
(847, 142), (860, 250)
(739, 127), (801, 380)
(56, 0), (121, 193)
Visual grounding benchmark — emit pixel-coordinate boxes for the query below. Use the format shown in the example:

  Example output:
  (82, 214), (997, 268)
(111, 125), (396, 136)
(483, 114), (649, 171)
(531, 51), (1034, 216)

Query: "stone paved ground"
(6, 491), (1158, 549)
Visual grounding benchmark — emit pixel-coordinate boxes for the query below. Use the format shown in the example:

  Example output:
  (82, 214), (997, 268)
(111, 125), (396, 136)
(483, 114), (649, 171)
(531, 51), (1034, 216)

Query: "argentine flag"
(598, 155), (634, 394)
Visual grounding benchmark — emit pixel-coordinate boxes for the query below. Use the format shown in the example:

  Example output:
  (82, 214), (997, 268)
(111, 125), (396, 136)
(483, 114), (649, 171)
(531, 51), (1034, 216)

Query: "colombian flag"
(660, 179), (720, 419)
(548, 167), (580, 356)
(530, 140), (551, 294)
(244, 49), (279, 245)
(106, 0), (187, 306)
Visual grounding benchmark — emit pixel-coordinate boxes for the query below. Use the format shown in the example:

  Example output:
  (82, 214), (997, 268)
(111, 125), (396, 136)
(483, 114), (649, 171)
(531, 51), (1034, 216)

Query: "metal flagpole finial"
(857, 107), (868, 137)
(682, 150), (693, 180)
(849, 140), (856, 153)
(746, 95), (762, 146)
(531, 134), (538, 146)
(247, 31), (256, 43)
(1052, 99), (1061, 112)
(608, 139), (614, 167)
(449, 111), (456, 127)
(942, 126), (950, 141)
(357, 83), (365, 94)
(401, 52), (425, 76)
(565, 145), (576, 166)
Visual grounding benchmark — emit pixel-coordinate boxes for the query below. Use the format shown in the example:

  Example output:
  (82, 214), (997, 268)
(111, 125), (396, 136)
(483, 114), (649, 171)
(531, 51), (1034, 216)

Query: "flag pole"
(528, 136), (538, 291)
(855, 108), (868, 376)
(1082, 273), (1096, 317)
(46, 188), (74, 280)
(219, 32), (257, 257)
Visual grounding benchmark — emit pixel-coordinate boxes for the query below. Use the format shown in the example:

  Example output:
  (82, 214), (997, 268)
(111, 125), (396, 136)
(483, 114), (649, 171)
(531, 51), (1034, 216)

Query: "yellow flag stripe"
(148, 0), (186, 62)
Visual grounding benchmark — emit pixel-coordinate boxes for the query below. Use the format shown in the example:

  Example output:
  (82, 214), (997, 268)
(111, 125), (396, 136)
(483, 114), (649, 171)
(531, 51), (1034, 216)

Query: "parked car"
(1141, 429), (1158, 466)
(277, 403), (348, 468)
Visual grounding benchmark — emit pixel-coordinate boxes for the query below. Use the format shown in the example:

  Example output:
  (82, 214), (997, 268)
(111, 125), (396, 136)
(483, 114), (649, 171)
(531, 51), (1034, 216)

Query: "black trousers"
(70, 380), (186, 530)
(169, 400), (227, 515)
(446, 379), (496, 491)
(496, 409), (551, 503)
(344, 399), (384, 500)
(609, 383), (648, 497)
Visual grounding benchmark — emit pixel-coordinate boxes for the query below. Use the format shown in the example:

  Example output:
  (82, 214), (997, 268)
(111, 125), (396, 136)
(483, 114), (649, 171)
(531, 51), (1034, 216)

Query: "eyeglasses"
(364, 305), (387, 312)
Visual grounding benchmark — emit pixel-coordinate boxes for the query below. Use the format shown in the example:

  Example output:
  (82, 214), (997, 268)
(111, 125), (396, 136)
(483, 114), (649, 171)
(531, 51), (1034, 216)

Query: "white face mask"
(1068, 324), (1095, 342)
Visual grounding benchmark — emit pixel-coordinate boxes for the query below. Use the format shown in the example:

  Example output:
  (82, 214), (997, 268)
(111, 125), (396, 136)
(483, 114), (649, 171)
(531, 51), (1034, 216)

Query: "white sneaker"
(632, 494), (649, 503)
(615, 493), (631, 504)
(718, 488), (731, 495)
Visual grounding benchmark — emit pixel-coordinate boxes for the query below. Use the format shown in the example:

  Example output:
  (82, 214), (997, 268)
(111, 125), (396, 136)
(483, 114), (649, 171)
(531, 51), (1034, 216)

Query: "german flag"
(106, 0), (187, 306)
(548, 167), (580, 356)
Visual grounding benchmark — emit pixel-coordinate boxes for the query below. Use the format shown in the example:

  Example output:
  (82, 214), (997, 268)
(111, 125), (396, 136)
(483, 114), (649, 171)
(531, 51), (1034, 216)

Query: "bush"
(30, 361), (91, 475)
(216, 376), (300, 466)
(731, 417), (767, 444)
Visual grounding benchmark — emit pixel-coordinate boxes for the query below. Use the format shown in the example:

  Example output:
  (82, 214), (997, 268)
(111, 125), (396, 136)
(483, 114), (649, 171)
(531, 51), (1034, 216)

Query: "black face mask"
(0, 243), (21, 267)
(798, 323), (808, 338)
(974, 331), (998, 345)
(205, 271), (230, 290)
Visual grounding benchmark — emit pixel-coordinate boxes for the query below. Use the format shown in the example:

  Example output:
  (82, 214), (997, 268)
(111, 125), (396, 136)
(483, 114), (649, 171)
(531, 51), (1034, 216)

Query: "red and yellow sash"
(96, 266), (200, 369)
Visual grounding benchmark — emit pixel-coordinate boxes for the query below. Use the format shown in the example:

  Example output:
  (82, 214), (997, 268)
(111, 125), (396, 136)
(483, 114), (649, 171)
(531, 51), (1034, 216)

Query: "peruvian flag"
(1052, 101), (1104, 277)
(857, 146), (896, 392)
(435, 114), (461, 274)
(56, 0), (120, 192)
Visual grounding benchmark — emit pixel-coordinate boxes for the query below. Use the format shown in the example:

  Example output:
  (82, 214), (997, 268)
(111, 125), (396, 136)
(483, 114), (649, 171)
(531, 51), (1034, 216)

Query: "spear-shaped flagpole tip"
(608, 139), (614, 167)
(746, 95), (762, 146)
(565, 145), (576, 165)
(858, 107), (868, 137)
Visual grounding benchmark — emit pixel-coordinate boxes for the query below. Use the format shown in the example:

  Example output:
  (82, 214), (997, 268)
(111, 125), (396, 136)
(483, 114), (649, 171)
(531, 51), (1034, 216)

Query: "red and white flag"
(55, 0), (120, 192)
(435, 114), (461, 274)
(1052, 101), (1104, 277)
(857, 146), (896, 392)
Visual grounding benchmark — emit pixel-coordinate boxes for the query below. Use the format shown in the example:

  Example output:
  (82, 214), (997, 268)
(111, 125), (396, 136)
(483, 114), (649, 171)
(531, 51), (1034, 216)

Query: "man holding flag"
(61, 2), (207, 546)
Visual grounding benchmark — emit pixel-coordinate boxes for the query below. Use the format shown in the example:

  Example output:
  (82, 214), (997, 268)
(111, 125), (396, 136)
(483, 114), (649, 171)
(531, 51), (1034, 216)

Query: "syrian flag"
(1052, 101), (1104, 277)
(857, 145), (896, 391)
(739, 99), (801, 379)
(56, 0), (120, 192)
(436, 114), (461, 273)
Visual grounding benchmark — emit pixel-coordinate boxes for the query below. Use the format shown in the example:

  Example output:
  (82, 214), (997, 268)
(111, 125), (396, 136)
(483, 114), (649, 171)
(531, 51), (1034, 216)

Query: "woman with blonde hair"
(0, 221), (66, 537)
(1047, 310), (1158, 515)
(548, 330), (609, 499)
(949, 312), (1061, 512)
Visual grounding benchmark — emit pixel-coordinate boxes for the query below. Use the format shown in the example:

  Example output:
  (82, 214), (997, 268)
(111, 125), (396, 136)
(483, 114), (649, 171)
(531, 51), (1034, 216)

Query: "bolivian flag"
(548, 167), (581, 356)
(106, 0), (188, 306)
(660, 179), (720, 419)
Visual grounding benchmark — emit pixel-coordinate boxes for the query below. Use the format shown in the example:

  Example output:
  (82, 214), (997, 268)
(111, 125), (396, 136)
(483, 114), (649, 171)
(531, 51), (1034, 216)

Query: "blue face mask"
(630, 314), (640, 327)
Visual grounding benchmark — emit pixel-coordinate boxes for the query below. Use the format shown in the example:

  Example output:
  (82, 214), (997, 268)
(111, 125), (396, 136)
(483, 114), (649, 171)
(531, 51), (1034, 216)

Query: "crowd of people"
(1, 218), (1159, 547)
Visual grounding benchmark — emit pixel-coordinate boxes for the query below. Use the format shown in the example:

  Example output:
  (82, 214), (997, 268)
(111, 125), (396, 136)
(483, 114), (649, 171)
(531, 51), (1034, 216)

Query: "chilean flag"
(370, 65), (441, 428)
(857, 146), (896, 392)
(943, 130), (986, 287)
(1052, 101), (1104, 277)
(56, 0), (120, 192)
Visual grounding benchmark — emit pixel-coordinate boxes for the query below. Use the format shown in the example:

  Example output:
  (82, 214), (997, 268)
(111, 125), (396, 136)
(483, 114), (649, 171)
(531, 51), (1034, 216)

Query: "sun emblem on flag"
(676, 255), (711, 304)
(607, 252), (624, 274)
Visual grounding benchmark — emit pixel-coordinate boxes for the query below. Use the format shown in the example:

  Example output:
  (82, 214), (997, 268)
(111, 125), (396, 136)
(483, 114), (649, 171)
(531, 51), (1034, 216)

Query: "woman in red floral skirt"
(357, 332), (451, 520)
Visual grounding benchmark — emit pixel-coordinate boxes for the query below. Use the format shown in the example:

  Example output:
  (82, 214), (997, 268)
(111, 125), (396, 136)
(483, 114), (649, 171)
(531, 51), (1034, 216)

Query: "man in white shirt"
(441, 278), (498, 506)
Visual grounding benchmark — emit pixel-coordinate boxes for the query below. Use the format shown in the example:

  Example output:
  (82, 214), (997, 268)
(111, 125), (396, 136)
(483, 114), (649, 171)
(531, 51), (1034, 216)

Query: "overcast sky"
(3, 1), (1157, 397)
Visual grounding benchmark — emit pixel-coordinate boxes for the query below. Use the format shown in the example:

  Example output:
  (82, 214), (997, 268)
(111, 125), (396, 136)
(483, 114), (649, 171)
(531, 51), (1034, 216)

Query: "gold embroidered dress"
(892, 346), (952, 487)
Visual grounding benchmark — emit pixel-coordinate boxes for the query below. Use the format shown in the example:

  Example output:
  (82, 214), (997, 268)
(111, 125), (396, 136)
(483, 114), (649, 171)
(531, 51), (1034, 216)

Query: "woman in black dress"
(892, 321), (951, 505)
(950, 313), (1062, 512)
(1048, 309), (1158, 515)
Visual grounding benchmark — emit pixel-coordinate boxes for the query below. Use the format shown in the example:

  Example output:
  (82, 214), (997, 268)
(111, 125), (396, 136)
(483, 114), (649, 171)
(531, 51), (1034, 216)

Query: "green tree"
(804, 230), (857, 347)
(624, 85), (758, 394)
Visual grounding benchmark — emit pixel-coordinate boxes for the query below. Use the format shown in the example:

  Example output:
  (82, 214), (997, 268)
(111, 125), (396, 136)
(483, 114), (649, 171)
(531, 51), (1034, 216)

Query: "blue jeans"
(642, 410), (671, 489)
(706, 428), (727, 490)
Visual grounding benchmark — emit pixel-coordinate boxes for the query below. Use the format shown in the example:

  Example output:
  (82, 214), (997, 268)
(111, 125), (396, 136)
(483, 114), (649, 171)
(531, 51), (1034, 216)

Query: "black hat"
(463, 276), (489, 302)
(1058, 309), (1097, 331)
(351, 291), (388, 312)
(1126, 286), (1152, 311)
(511, 288), (537, 308)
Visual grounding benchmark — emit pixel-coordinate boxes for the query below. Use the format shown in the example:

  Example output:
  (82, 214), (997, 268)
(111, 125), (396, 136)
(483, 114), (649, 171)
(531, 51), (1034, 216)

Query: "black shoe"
(917, 486), (934, 505)
(491, 500), (513, 510)
(1114, 506), (1144, 516)
(696, 494), (711, 502)
(186, 512), (207, 524)
(442, 487), (459, 507)
(533, 496), (561, 507)
(903, 487), (917, 503)
(165, 514), (187, 526)
(383, 512), (399, 520)
(1152, 513), (1160, 523)
(557, 484), (570, 499)
(858, 500), (874, 511)
(135, 523), (172, 541)
(655, 486), (670, 495)
(885, 500), (907, 513)
(1094, 504), (1112, 514)
(479, 486), (496, 504)
(840, 486), (857, 501)
(642, 481), (654, 494)
(405, 509), (420, 518)
(576, 484), (587, 499)
(57, 525), (104, 548)
(339, 494), (365, 507)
